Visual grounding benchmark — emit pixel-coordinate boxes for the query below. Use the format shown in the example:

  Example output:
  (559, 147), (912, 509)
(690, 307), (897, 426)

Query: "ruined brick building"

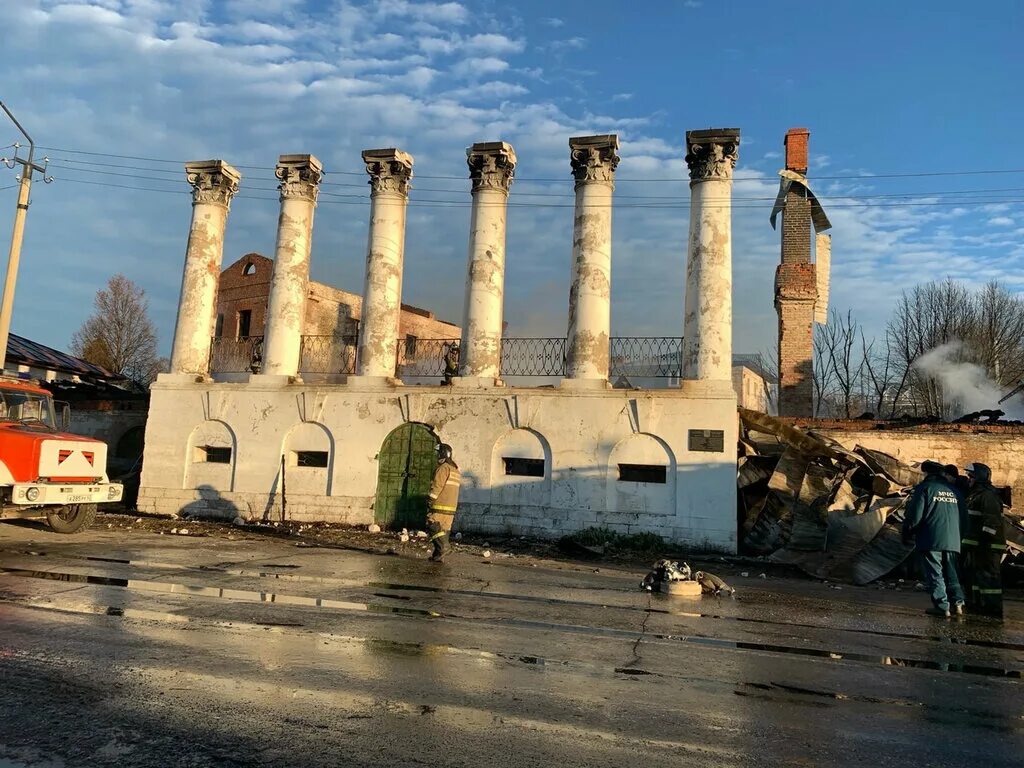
(772, 128), (832, 416)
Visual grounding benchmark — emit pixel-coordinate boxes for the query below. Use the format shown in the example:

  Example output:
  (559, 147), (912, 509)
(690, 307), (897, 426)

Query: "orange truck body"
(0, 377), (122, 524)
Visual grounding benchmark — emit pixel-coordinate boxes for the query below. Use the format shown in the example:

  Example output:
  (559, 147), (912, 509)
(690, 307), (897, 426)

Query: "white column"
(357, 149), (414, 379)
(457, 141), (516, 383)
(169, 160), (241, 378)
(564, 134), (619, 383)
(262, 154), (322, 378)
(682, 129), (740, 382)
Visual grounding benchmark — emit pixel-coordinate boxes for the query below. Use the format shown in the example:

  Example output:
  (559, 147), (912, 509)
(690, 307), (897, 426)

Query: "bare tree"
(71, 275), (159, 385)
(815, 309), (866, 418)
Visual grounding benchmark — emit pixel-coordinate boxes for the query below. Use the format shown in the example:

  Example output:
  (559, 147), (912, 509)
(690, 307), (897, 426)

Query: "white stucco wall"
(139, 380), (738, 550)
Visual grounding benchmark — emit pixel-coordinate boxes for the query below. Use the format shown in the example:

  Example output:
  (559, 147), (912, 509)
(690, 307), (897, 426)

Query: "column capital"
(685, 129), (740, 183)
(363, 148), (414, 197)
(569, 134), (619, 188)
(184, 160), (241, 209)
(467, 141), (517, 194)
(276, 154), (323, 203)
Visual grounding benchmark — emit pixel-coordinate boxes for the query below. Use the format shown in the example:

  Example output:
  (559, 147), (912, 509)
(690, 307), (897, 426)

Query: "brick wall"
(805, 424), (1024, 509)
(214, 253), (459, 340)
(775, 128), (816, 418)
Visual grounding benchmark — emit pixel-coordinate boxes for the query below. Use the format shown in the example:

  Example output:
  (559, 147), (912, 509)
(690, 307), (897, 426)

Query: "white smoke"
(913, 341), (1024, 420)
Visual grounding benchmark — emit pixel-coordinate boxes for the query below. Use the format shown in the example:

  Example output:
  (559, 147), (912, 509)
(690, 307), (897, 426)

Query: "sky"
(1, 0), (1022, 360)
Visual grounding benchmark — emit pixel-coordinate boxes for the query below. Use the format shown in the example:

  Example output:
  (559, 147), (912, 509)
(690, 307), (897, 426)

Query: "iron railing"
(210, 336), (264, 373)
(609, 337), (683, 379)
(211, 335), (685, 379)
(300, 335), (358, 375)
(396, 338), (461, 380)
(500, 337), (567, 377)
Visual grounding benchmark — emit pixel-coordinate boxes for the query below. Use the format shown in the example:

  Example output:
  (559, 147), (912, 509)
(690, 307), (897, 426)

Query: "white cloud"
(549, 37), (586, 51)
(988, 216), (1014, 226)
(452, 56), (509, 78)
(463, 33), (525, 55)
(375, 1), (468, 25)
(541, 17), (564, 27)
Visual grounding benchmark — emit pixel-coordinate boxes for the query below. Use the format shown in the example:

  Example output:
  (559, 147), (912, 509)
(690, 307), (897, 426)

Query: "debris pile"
(739, 408), (1024, 583)
(640, 560), (735, 597)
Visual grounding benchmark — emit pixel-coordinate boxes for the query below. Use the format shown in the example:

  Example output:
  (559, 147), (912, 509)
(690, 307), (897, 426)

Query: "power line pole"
(0, 101), (51, 374)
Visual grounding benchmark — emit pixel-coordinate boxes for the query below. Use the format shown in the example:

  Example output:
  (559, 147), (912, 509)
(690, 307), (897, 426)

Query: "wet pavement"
(1, 519), (1022, 767)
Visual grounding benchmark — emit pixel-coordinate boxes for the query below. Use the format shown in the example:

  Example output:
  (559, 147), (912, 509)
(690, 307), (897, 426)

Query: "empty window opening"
(618, 464), (667, 484)
(238, 309), (252, 339)
(294, 450), (329, 468)
(243, 262), (257, 276)
(404, 334), (418, 358)
(503, 457), (545, 477)
(214, 313), (224, 338)
(196, 446), (232, 464)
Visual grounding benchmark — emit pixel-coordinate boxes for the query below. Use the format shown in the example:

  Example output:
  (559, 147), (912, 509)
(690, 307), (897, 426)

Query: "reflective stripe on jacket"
(428, 461), (461, 513)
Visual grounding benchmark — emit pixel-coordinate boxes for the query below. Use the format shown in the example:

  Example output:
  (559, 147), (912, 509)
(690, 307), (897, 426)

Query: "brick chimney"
(785, 128), (809, 174)
(775, 127), (815, 417)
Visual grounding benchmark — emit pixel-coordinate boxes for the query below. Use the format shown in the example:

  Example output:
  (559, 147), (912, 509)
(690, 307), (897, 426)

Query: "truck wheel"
(46, 504), (98, 534)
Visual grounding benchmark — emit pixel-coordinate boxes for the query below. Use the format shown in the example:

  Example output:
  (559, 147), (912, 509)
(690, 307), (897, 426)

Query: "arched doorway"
(374, 423), (439, 529)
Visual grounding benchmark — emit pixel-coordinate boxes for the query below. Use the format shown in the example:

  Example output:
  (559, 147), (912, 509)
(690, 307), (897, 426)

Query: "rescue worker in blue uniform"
(961, 462), (1006, 619)
(902, 461), (966, 618)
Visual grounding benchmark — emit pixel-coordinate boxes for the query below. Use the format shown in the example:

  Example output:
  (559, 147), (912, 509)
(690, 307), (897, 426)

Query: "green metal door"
(373, 423), (439, 529)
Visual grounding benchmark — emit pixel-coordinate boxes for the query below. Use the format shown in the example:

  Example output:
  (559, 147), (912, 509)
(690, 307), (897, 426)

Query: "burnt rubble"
(738, 408), (1024, 584)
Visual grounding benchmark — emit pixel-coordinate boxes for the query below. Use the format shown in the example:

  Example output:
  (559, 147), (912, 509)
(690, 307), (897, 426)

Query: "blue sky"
(1, 0), (1022, 359)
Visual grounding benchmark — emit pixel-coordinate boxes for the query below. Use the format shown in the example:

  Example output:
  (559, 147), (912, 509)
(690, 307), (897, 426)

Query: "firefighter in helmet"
(961, 462), (1007, 618)
(426, 443), (461, 561)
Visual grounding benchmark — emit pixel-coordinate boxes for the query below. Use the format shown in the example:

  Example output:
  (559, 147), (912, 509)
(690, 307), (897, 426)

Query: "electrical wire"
(43, 161), (1024, 207)
(36, 144), (1024, 184)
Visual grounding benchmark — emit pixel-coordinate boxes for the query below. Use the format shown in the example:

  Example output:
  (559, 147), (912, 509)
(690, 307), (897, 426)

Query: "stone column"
(564, 134), (619, 383)
(457, 142), (516, 384)
(682, 129), (740, 383)
(356, 149), (414, 379)
(261, 154), (323, 379)
(169, 160), (241, 378)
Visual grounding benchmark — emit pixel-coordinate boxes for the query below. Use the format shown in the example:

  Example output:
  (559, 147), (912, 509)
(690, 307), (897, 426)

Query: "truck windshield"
(0, 390), (56, 428)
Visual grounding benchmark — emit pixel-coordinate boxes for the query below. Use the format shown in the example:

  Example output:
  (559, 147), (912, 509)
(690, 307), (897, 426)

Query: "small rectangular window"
(503, 457), (544, 477)
(404, 334), (418, 358)
(214, 314), (224, 338)
(238, 309), (252, 339)
(198, 446), (232, 464)
(618, 464), (667, 484)
(295, 450), (329, 468)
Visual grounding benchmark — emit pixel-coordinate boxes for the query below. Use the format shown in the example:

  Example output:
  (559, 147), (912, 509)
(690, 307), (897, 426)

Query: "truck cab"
(0, 377), (123, 533)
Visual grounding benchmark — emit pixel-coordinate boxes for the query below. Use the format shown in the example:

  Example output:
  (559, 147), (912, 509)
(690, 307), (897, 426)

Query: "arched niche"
(282, 422), (334, 495)
(606, 433), (676, 516)
(490, 429), (551, 507)
(184, 420), (237, 492)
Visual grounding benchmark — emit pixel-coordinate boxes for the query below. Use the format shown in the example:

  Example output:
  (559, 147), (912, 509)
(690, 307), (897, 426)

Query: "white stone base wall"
(140, 378), (738, 550)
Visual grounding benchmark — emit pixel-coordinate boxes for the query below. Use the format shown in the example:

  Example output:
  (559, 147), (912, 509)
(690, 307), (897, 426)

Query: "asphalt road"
(1, 519), (1022, 767)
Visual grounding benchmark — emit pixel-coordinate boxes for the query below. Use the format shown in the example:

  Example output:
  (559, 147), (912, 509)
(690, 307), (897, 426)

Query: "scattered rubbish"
(232, 517), (245, 526)
(482, 550), (491, 558)
(177, 528), (190, 536)
(134, 518), (142, 524)
(453, 532), (462, 541)
(759, 573), (767, 579)
(399, 532), (410, 543)
(170, 528), (177, 534)
(640, 560), (703, 597)
(695, 570), (735, 596)
(367, 524), (381, 534)
(741, 572), (749, 578)
(482, 542), (490, 548)
(415, 530), (428, 539)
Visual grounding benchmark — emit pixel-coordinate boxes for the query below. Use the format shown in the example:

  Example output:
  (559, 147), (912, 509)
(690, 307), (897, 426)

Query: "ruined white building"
(140, 130), (742, 550)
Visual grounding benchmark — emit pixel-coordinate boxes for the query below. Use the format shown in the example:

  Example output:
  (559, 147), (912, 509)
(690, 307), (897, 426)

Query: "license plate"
(67, 494), (92, 503)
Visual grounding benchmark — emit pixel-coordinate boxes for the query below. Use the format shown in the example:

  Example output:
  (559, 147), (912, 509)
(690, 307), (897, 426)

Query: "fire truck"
(0, 377), (122, 533)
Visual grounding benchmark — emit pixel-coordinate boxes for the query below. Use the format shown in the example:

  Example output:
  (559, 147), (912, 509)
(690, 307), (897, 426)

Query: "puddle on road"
(9, 549), (1022, 655)
(3, 566), (1022, 681)
(0, 567), (440, 619)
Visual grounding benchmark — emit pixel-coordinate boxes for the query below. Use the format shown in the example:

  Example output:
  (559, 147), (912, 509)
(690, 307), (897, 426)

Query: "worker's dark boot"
(429, 532), (450, 562)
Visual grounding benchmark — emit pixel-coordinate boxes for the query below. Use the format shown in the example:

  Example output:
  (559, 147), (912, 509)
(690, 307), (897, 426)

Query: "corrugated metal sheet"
(5, 333), (121, 380)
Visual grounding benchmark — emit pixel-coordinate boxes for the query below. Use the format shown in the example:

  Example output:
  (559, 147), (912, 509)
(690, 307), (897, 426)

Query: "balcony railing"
(210, 336), (264, 374)
(210, 335), (685, 379)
